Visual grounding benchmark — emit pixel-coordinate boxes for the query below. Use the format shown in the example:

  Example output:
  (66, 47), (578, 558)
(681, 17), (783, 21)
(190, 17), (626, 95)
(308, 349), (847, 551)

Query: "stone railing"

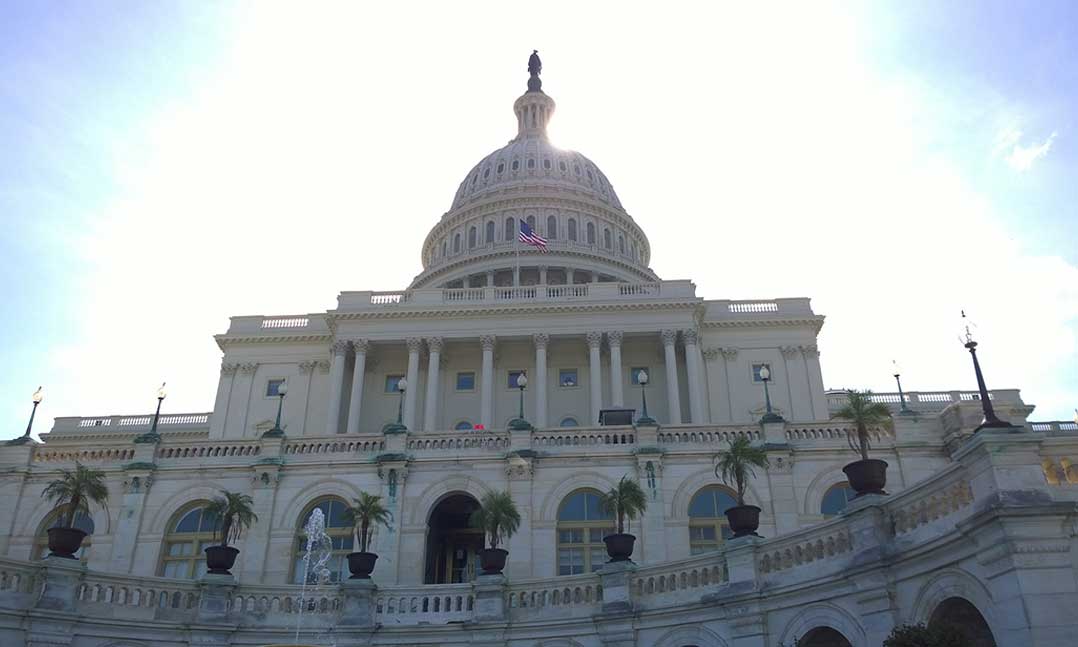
(155, 440), (263, 462)
(283, 436), (385, 456)
(231, 583), (342, 617)
(784, 421), (893, 445)
(0, 558), (39, 602)
(1030, 420), (1078, 434)
(78, 570), (201, 618)
(507, 572), (602, 620)
(825, 389), (1023, 415)
(631, 551), (728, 607)
(657, 427), (760, 446)
(885, 463), (975, 536)
(405, 432), (511, 453)
(375, 583), (474, 625)
(50, 412), (213, 435)
(32, 446), (137, 464)
(533, 426), (636, 449)
(757, 518), (855, 577)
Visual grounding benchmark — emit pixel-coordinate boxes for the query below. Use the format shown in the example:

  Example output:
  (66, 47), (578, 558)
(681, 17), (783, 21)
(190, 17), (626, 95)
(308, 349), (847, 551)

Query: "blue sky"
(1, 1), (1075, 436)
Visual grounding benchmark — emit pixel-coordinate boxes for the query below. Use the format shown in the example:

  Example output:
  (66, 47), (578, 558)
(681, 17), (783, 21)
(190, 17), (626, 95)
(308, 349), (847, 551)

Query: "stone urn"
(204, 545), (240, 575)
(603, 533), (636, 562)
(46, 527), (87, 559)
(843, 459), (888, 497)
(479, 548), (508, 575)
(724, 505), (762, 537)
(346, 551), (378, 579)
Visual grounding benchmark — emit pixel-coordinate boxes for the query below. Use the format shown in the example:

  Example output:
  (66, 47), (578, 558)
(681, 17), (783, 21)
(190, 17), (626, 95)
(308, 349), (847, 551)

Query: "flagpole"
(515, 222), (520, 287)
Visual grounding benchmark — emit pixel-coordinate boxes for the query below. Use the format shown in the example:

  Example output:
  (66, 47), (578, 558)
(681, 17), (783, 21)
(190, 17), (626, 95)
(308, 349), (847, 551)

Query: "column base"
(508, 418), (533, 431)
(760, 412), (785, 424)
(382, 422), (408, 434)
(635, 416), (658, 427)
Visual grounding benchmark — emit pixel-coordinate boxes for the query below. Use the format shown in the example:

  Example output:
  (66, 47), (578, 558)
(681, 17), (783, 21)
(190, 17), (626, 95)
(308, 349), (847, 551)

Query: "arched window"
(547, 215), (557, 239)
(35, 508), (94, 561)
(505, 217), (515, 241)
(526, 215), (536, 230)
(688, 486), (737, 554)
(603, 228), (612, 249)
(527, 158), (536, 169)
(159, 503), (216, 578)
(618, 235), (625, 254)
(556, 490), (614, 575)
(632, 241), (638, 259)
(454, 421), (474, 431)
(496, 162), (504, 174)
(485, 221), (495, 243)
(543, 159), (552, 170)
(559, 160), (567, 172)
(586, 222), (596, 245)
(453, 233), (461, 253)
(292, 498), (353, 584)
(820, 483), (855, 517)
(512, 160), (520, 171)
(559, 417), (579, 428)
(568, 218), (577, 241)
(441, 240), (447, 257)
(468, 226), (477, 249)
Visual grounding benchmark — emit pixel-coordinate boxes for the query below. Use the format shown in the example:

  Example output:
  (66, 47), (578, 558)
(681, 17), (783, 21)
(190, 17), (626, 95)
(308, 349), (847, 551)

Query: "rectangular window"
(558, 368), (578, 388)
(266, 379), (285, 397)
(630, 367), (650, 386)
(455, 371), (476, 391)
(507, 369), (526, 389)
(384, 374), (404, 393)
(752, 363), (772, 383)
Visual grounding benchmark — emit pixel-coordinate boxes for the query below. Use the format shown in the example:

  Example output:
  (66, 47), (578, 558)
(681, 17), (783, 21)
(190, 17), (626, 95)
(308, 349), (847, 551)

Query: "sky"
(1, 1), (1075, 437)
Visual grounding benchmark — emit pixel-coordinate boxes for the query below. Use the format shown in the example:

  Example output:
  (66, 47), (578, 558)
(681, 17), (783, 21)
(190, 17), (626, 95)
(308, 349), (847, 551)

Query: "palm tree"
(470, 490), (521, 551)
(715, 436), (770, 506)
(42, 462), (110, 529)
(205, 491), (257, 548)
(832, 390), (893, 461)
(343, 492), (393, 553)
(599, 476), (648, 535)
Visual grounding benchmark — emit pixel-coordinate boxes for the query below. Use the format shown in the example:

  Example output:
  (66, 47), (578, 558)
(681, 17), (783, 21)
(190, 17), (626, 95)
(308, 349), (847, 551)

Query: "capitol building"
(1, 54), (1077, 647)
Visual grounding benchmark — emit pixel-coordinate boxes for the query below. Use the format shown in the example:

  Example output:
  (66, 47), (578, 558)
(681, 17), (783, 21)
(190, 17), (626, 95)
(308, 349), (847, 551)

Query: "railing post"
(339, 579), (377, 627)
(473, 573), (507, 622)
(723, 535), (760, 587)
(597, 561), (636, 613)
(34, 555), (85, 612)
(196, 573), (236, 624)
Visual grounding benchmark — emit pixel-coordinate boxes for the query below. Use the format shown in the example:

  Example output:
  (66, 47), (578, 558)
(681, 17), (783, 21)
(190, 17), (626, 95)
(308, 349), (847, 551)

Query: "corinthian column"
(533, 333), (549, 428)
(661, 330), (682, 425)
(682, 329), (706, 423)
(607, 331), (624, 407)
(423, 337), (443, 432)
(403, 338), (422, 430)
(345, 339), (369, 434)
(480, 335), (496, 428)
(326, 340), (349, 434)
(586, 331), (604, 425)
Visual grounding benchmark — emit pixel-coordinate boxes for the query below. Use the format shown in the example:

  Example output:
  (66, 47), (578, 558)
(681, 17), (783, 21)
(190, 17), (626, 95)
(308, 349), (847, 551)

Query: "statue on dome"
(527, 49), (543, 92)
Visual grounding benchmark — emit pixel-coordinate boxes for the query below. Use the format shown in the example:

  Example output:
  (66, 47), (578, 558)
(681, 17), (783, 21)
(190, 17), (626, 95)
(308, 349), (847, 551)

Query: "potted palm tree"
(203, 490), (257, 576)
(470, 490), (521, 575)
(41, 462), (110, 559)
(342, 492), (393, 579)
(833, 389), (893, 497)
(715, 436), (770, 537)
(599, 476), (648, 562)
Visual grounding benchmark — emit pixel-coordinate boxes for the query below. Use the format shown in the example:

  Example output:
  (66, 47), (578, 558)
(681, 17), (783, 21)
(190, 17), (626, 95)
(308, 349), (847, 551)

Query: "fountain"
(282, 507), (336, 646)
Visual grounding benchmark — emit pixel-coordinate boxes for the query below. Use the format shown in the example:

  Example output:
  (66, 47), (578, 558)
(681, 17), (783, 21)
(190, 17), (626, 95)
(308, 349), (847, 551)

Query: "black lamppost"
(758, 366), (784, 424)
(509, 372), (532, 430)
(7, 387), (43, 445)
(892, 361), (915, 416)
(136, 383), (167, 443)
(636, 370), (657, 426)
(383, 377), (408, 434)
(264, 382), (288, 437)
(961, 313), (1016, 432)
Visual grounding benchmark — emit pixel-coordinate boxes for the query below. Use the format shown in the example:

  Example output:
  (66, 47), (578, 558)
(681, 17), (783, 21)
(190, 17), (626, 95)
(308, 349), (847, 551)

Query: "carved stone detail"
(220, 363), (240, 376)
(298, 360), (318, 375)
(801, 344), (820, 359)
(330, 340), (350, 356)
(660, 329), (678, 347)
(533, 333), (550, 349)
(251, 465), (281, 489)
(317, 360), (331, 374)
(426, 337), (444, 354)
(480, 335), (497, 351)
(780, 345), (800, 359)
(406, 337), (424, 354)
(720, 347), (739, 361)
(681, 329), (699, 345)
(239, 362), (258, 375)
(350, 338), (370, 354)
(122, 473), (154, 494)
(702, 347), (721, 361)
(606, 330), (623, 348)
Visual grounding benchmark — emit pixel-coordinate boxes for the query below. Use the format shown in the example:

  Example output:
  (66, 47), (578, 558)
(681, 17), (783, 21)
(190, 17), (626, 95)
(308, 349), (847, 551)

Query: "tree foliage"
(715, 435), (770, 506)
(832, 389), (894, 461)
(42, 462), (110, 529)
(883, 623), (970, 647)
(470, 490), (521, 550)
(342, 491), (393, 553)
(599, 475), (648, 534)
(205, 490), (258, 548)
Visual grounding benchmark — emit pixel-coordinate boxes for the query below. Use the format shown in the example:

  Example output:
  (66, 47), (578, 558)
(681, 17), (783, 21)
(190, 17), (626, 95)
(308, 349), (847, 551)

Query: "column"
(480, 335), (496, 428)
(538, 265), (548, 284)
(209, 363), (238, 439)
(661, 330), (682, 424)
(591, 270), (599, 282)
(325, 341), (349, 434)
(109, 469), (154, 573)
(423, 337), (443, 432)
(567, 268), (575, 284)
(403, 338), (422, 430)
(587, 331), (604, 425)
(533, 333), (549, 428)
(486, 270), (495, 287)
(607, 330), (624, 407)
(682, 329), (706, 423)
(345, 339), (369, 435)
(240, 463), (280, 582)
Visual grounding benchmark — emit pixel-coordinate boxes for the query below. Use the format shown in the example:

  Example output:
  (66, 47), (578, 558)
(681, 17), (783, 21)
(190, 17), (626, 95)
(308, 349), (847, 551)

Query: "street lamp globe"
(157, 382), (168, 400)
(32, 387), (43, 404)
(516, 372), (528, 389)
(758, 365), (771, 381)
(277, 382), (288, 396)
(397, 377), (408, 392)
(637, 370), (649, 386)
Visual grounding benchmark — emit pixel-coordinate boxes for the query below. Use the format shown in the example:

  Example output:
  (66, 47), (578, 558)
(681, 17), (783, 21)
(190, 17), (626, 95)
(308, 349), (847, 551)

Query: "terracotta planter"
(724, 504), (762, 538)
(603, 533), (636, 562)
(204, 545), (240, 575)
(346, 551), (378, 579)
(479, 548), (508, 575)
(46, 527), (87, 559)
(843, 459), (889, 497)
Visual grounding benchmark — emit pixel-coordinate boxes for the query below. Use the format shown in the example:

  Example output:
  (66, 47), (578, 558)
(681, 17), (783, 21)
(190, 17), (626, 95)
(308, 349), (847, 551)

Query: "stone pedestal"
(953, 430), (1052, 510)
(723, 535), (760, 586)
(761, 420), (787, 445)
(339, 579), (377, 627)
(842, 494), (891, 565)
(196, 573), (236, 624)
(597, 560), (636, 613)
(34, 555), (85, 612)
(473, 573), (507, 622)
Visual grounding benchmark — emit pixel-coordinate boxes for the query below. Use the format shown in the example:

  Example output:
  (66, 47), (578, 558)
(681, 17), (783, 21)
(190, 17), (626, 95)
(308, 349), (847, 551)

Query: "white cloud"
(1004, 131), (1058, 171)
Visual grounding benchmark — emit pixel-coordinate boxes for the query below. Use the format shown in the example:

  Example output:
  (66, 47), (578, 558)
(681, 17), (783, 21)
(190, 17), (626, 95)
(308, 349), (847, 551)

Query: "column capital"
(720, 346), (739, 361)
(350, 338), (370, 354)
(426, 337), (444, 353)
(533, 332), (550, 349)
(681, 328), (699, 345)
(220, 362), (240, 376)
(330, 340), (350, 356)
(480, 334), (497, 351)
(780, 345), (800, 359)
(406, 337), (424, 353)
(298, 360), (317, 374)
(586, 330), (604, 349)
(800, 344), (820, 359)
(606, 330), (624, 347)
(660, 329), (678, 347)
(239, 362), (259, 375)
(702, 347), (721, 361)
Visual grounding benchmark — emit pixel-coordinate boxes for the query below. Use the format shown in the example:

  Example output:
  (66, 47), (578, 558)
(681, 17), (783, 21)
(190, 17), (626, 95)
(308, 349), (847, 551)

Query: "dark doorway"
(424, 493), (483, 584)
(798, 627), (853, 647)
(929, 597), (997, 647)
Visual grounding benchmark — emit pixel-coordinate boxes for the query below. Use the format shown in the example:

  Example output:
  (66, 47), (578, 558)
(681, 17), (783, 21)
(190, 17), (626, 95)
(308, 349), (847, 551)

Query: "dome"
(411, 52), (655, 290)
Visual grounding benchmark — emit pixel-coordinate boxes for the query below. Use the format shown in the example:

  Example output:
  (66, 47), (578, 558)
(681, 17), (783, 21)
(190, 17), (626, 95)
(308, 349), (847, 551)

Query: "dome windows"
(505, 217), (515, 241)
(618, 235), (625, 254)
(497, 162), (504, 174)
(485, 221), (495, 243)
(586, 168), (594, 182)
(586, 222), (596, 245)
(483, 167), (491, 179)
(543, 159), (552, 170)
(573, 164), (581, 176)
(568, 218), (577, 241)
(468, 226), (477, 249)
(512, 160), (520, 171)
(453, 233), (461, 253)
(547, 216), (557, 239)
(603, 228), (612, 249)
(559, 160), (567, 172)
(527, 158), (536, 169)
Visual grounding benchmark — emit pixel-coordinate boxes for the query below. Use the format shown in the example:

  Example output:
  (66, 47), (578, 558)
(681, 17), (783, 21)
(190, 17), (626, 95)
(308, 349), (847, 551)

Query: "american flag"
(518, 221), (548, 251)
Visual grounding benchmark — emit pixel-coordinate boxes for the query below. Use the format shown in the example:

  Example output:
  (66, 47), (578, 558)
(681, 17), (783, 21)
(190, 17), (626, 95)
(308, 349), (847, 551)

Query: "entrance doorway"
(424, 493), (483, 584)
(798, 627), (853, 647)
(929, 597), (997, 647)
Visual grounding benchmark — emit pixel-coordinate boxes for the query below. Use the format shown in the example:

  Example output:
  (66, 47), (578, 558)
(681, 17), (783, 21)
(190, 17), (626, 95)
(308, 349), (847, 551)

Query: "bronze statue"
(527, 50), (543, 92)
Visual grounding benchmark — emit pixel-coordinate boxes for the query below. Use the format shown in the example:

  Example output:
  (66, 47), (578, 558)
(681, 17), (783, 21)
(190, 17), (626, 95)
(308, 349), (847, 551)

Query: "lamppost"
(136, 383), (167, 443)
(264, 382), (288, 437)
(7, 387), (43, 445)
(383, 377), (408, 433)
(509, 372), (532, 430)
(960, 313), (1016, 432)
(636, 370), (657, 426)
(758, 366), (784, 424)
(892, 361), (915, 416)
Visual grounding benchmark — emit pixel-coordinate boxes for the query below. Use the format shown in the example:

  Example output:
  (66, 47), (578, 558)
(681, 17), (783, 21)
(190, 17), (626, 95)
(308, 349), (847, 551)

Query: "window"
(618, 235), (625, 254)
(559, 160), (567, 172)
(385, 374), (405, 393)
(586, 167), (594, 181)
(456, 371), (476, 391)
(483, 167), (490, 179)
(603, 228), (612, 249)
(752, 363), (772, 383)
(630, 367), (650, 386)
(526, 215), (536, 229)
(441, 240), (447, 257)
(559, 368), (578, 388)
(34, 509), (94, 561)
(568, 218), (577, 241)
(507, 369), (526, 389)
(485, 221), (495, 243)
(688, 486), (737, 554)
(543, 159), (552, 170)
(266, 379), (285, 397)
(586, 222), (596, 245)
(496, 162), (504, 174)
(559, 417), (579, 428)
(468, 226), (477, 248)
(453, 233), (461, 253)
(632, 241), (638, 259)
(547, 215), (557, 239)
(574, 163), (582, 176)
(512, 160), (520, 171)
(821, 483), (855, 517)
(454, 421), (474, 431)
(470, 173), (478, 186)
(292, 498), (353, 584)
(557, 490), (614, 575)
(160, 504), (216, 579)
(505, 217), (515, 241)
(527, 158), (536, 169)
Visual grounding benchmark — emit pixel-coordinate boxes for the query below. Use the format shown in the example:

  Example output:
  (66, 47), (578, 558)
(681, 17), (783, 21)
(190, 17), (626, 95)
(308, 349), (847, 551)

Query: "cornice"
(413, 246), (658, 289)
(329, 298), (702, 322)
(701, 316), (826, 333)
(215, 333), (333, 349)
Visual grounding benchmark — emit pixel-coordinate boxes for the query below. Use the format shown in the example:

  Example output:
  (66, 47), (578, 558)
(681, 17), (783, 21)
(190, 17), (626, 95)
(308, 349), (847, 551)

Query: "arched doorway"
(929, 597), (996, 647)
(798, 627), (853, 647)
(424, 493), (483, 584)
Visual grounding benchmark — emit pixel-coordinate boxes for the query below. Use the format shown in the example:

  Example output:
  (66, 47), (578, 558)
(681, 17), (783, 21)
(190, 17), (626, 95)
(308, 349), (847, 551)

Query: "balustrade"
(375, 584), (474, 624)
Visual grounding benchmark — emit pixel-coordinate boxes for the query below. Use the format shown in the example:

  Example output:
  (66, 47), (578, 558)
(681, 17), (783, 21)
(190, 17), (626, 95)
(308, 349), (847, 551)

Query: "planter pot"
(479, 548), (508, 575)
(204, 545), (240, 575)
(843, 459), (889, 497)
(724, 505), (762, 538)
(603, 533), (636, 562)
(46, 527), (87, 559)
(346, 551), (378, 579)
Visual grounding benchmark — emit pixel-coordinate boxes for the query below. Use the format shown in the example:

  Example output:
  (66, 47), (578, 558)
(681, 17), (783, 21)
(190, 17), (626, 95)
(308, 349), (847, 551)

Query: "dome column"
(587, 331), (604, 425)
(403, 338), (422, 430)
(533, 334), (549, 429)
(423, 338), (443, 432)
(480, 335), (497, 428)
(661, 330), (683, 425)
